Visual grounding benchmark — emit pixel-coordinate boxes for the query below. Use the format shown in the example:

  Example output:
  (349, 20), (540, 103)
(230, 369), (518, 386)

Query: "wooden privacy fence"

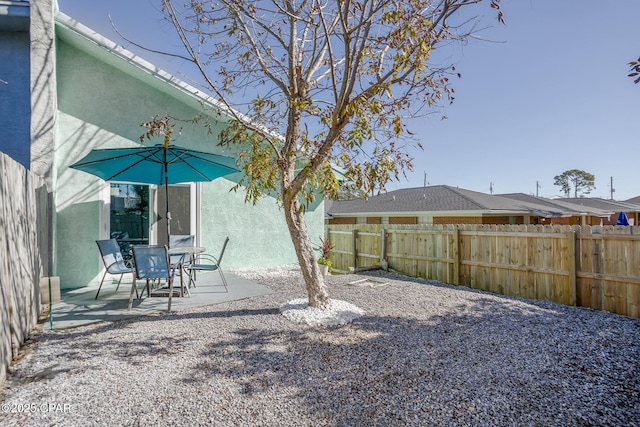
(326, 224), (640, 318)
(0, 152), (50, 385)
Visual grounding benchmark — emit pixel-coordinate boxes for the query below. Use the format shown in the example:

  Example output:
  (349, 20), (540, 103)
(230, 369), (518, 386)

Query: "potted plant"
(317, 236), (334, 276)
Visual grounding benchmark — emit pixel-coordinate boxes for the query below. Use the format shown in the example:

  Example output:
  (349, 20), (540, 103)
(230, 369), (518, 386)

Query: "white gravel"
(280, 298), (364, 326)
(1, 265), (639, 426)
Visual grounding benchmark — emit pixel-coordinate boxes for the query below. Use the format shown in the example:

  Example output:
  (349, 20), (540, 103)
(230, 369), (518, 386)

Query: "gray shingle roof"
(327, 186), (586, 217)
(626, 196), (640, 204)
(556, 197), (640, 212)
(498, 194), (612, 216)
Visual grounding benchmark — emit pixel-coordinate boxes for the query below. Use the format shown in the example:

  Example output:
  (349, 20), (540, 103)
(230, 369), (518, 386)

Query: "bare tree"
(154, 0), (503, 309)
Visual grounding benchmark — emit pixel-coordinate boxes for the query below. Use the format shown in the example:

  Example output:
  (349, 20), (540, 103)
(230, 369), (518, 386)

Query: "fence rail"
(326, 224), (640, 318)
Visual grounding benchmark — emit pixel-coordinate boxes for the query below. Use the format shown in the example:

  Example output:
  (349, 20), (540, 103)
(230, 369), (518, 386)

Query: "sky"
(57, 0), (640, 200)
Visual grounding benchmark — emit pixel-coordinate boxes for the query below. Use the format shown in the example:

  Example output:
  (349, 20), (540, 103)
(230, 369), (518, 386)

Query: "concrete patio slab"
(44, 271), (273, 330)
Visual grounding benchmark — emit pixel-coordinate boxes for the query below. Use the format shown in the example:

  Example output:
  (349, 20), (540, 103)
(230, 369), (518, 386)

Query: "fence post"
(453, 226), (460, 285)
(567, 230), (577, 306)
(352, 229), (358, 270)
(380, 228), (388, 270)
(592, 228), (604, 311)
(574, 227), (582, 306)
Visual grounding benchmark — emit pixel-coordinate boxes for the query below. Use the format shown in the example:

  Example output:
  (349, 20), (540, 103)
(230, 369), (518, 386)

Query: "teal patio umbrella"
(70, 142), (240, 246)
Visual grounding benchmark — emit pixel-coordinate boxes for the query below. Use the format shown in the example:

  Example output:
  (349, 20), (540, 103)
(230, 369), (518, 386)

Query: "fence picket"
(326, 223), (640, 318)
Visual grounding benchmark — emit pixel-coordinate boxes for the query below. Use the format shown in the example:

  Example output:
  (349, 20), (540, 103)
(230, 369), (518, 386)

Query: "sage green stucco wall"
(54, 38), (323, 288)
(199, 180), (324, 269)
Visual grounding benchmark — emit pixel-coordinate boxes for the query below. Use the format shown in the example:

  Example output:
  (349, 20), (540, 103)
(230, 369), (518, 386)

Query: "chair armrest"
(189, 254), (221, 271)
(105, 260), (133, 273)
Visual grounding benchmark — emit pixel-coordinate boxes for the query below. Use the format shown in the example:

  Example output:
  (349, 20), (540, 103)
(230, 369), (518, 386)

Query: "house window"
(110, 184), (150, 258)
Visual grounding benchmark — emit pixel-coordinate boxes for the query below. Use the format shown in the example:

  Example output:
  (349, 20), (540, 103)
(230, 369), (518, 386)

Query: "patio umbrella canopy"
(70, 143), (240, 246)
(617, 211), (630, 226)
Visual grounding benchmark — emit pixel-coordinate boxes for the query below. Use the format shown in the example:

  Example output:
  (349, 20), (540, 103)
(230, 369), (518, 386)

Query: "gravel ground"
(1, 266), (639, 426)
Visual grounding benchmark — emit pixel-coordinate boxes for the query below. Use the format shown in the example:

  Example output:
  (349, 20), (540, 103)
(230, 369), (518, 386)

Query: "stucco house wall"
(2, 3), (323, 289)
(52, 18), (323, 288)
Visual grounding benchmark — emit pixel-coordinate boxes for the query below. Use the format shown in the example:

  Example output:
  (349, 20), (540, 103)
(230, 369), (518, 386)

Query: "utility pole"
(489, 182), (494, 195)
(536, 181), (541, 197)
(423, 172), (428, 187)
(610, 176), (615, 200)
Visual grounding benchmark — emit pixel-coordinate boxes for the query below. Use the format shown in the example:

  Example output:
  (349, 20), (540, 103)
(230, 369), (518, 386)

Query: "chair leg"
(98, 272), (138, 299)
(128, 276), (140, 300)
(177, 266), (191, 296)
(187, 254), (197, 288)
(95, 270), (108, 299)
(189, 265), (197, 288)
(168, 277), (174, 311)
(182, 277), (190, 297)
(186, 268), (196, 288)
(218, 268), (228, 292)
(128, 278), (137, 311)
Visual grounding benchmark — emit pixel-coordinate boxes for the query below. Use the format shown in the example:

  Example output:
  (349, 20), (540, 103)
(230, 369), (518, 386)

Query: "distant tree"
(553, 170), (596, 198)
(629, 57), (640, 84)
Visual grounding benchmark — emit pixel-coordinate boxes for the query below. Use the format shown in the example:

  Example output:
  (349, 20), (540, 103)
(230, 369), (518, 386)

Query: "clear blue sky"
(58, 0), (640, 200)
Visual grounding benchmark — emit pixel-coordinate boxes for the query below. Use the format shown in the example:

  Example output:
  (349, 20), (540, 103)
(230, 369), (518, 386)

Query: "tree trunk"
(283, 193), (329, 309)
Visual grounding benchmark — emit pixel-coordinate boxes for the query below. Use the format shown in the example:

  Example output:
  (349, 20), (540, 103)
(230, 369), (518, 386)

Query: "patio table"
(168, 246), (206, 291)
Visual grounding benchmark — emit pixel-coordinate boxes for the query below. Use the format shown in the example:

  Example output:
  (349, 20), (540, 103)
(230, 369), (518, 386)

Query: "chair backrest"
(169, 235), (195, 247)
(218, 237), (230, 265)
(96, 239), (126, 271)
(111, 231), (131, 255)
(131, 245), (171, 280)
(169, 235), (195, 264)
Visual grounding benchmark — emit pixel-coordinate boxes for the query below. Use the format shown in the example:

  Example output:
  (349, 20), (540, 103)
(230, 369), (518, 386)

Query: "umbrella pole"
(164, 148), (171, 248)
(166, 184), (171, 247)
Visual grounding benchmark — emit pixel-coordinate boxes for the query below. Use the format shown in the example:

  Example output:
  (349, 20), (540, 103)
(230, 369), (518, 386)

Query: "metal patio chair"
(128, 245), (180, 311)
(169, 234), (195, 286)
(186, 237), (229, 292)
(95, 239), (135, 299)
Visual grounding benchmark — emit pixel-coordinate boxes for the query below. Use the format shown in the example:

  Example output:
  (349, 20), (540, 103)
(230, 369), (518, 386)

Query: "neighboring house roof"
(556, 197), (640, 213)
(327, 185), (579, 218)
(498, 193), (612, 217)
(627, 196), (640, 204)
(324, 198), (336, 217)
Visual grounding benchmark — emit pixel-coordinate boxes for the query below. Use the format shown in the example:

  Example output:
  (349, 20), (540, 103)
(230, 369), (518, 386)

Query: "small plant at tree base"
(317, 237), (334, 270)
